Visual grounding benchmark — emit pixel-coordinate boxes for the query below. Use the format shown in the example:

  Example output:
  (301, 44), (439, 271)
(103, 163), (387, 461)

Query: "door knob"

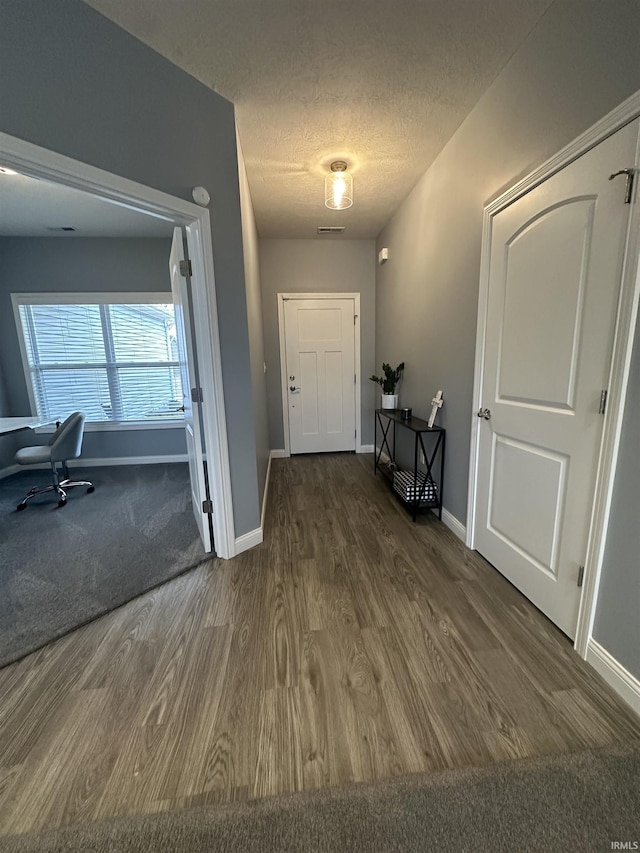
(476, 408), (491, 420)
(290, 385), (300, 392)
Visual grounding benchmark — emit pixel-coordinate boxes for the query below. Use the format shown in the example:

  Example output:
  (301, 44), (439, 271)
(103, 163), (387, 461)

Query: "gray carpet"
(3, 743), (639, 852)
(0, 463), (205, 668)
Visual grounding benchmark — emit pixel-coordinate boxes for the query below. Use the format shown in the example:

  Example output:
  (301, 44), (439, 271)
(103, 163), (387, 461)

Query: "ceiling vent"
(47, 226), (76, 232)
(317, 226), (345, 235)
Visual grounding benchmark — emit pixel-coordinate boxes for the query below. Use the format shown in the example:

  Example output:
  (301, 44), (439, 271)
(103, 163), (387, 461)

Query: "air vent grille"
(317, 226), (345, 235)
(47, 226), (77, 232)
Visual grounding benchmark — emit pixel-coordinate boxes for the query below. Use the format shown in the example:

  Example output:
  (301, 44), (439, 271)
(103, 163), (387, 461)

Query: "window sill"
(35, 419), (186, 434)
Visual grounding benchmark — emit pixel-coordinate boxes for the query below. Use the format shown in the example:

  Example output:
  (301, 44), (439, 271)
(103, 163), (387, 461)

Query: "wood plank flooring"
(0, 453), (638, 837)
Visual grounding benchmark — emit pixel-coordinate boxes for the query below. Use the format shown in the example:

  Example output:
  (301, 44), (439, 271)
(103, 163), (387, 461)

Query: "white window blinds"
(17, 300), (183, 424)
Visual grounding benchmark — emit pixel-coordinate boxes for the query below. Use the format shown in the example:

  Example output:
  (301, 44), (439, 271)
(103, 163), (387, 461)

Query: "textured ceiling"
(0, 173), (173, 237)
(83, 0), (554, 238)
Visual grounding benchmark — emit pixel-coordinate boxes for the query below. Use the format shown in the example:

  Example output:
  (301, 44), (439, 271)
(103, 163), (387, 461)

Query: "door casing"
(467, 89), (640, 657)
(277, 292), (362, 457)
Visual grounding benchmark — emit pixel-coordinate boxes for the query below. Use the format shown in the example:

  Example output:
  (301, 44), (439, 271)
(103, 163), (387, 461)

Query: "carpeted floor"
(0, 463), (205, 668)
(2, 743), (639, 852)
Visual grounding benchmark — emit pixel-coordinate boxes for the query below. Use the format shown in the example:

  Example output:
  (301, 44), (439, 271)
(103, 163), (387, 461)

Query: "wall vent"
(317, 226), (345, 235)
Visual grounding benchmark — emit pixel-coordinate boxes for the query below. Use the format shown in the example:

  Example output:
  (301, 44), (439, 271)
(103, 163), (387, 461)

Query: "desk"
(0, 417), (53, 436)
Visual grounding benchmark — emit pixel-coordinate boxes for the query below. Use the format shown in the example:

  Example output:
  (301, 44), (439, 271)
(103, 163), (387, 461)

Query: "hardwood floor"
(0, 453), (638, 836)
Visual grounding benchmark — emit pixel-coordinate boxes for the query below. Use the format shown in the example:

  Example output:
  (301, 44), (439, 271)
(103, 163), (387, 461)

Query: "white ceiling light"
(0, 166), (18, 175)
(325, 161), (353, 210)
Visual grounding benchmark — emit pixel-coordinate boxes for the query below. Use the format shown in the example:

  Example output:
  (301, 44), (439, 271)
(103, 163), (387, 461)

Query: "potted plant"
(370, 362), (404, 409)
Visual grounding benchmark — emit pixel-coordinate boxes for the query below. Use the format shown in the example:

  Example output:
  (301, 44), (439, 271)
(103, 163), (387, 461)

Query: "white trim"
(0, 464), (20, 479)
(466, 91), (640, 655)
(586, 639), (640, 715)
(260, 451), (273, 531)
(185, 221), (236, 559)
(270, 448), (287, 459)
(235, 527), (263, 554)
(277, 292), (362, 456)
(0, 131), (235, 560)
(11, 291), (173, 305)
(439, 507), (467, 542)
(358, 444), (374, 453)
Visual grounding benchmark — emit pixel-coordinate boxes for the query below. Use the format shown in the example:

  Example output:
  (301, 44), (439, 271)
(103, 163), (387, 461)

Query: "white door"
(283, 297), (356, 454)
(169, 227), (212, 552)
(474, 119), (639, 638)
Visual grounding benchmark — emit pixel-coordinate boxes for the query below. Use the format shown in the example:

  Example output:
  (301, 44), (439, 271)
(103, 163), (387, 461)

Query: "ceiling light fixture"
(325, 161), (353, 210)
(0, 166), (18, 175)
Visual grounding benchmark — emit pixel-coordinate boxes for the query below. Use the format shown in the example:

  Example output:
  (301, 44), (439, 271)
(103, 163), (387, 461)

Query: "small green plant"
(370, 362), (405, 394)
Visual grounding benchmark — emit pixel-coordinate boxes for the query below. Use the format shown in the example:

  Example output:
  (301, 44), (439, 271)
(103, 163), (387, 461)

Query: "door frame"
(466, 90), (640, 656)
(0, 131), (236, 559)
(277, 292), (361, 457)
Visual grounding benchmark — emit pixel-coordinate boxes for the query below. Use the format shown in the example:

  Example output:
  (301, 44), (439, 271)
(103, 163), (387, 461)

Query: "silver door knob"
(290, 386), (300, 392)
(477, 408), (491, 420)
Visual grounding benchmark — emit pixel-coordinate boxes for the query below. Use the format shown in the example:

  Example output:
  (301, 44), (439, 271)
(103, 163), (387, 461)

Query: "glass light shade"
(325, 168), (353, 210)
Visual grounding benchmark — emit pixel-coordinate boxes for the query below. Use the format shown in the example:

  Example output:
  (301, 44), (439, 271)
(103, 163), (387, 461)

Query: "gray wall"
(592, 312), (640, 680)
(0, 237), (187, 469)
(376, 0), (640, 525)
(259, 239), (376, 450)
(0, 0), (260, 536)
(237, 138), (270, 516)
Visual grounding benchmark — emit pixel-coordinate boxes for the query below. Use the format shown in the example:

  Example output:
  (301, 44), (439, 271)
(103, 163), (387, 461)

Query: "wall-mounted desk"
(0, 417), (52, 436)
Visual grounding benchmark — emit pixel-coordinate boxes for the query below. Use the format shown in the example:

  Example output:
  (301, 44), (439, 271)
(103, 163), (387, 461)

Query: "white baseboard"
(0, 463), (20, 479)
(358, 444), (374, 453)
(586, 639), (640, 715)
(270, 449), (287, 459)
(235, 527), (263, 555)
(438, 507), (467, 541)
(0, 455), (188, 479)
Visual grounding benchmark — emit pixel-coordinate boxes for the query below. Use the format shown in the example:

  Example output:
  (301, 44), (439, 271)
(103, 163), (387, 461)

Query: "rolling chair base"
(17, 478), (95, 510)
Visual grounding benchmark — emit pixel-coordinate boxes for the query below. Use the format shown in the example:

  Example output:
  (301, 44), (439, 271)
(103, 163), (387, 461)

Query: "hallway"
(0, 453), (638, 836)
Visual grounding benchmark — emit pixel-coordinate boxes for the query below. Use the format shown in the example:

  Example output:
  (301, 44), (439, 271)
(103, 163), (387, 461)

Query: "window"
(14, 294), (184, 425)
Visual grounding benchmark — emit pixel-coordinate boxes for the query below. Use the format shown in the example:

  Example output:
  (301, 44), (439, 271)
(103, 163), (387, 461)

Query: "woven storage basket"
(392, 469), (438, 504)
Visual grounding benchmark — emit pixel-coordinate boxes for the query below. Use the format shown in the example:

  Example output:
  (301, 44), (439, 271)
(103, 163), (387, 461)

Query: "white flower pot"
(381, 394), (398, 410)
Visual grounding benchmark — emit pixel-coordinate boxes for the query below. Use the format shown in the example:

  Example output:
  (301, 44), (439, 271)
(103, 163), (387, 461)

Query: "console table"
(374, 409), (445, 521)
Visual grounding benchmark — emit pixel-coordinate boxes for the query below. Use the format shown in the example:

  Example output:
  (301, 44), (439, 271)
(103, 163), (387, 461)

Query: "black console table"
(374, 409), (445, 522)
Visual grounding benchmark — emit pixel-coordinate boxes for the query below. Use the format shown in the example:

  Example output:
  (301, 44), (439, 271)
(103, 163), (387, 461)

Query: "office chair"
(15, 412), (95, 510)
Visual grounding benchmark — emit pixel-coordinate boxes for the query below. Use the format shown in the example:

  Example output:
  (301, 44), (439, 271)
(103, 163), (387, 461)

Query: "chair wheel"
(16, 502), (26, 511)
(87, 486), (95, 493)
(58, 498), (67, 508)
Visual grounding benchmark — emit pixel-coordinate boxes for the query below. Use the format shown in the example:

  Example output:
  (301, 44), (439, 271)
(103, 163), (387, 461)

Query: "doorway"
(468, 112), (640, 646)
(0, 130), (235, 558)
(277, 293), (361, 455)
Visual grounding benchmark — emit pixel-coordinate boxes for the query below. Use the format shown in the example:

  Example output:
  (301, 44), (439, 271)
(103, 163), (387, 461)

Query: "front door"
(473, 119), (639, 638)
(283, 297), (356, 454)
(169, 227), (212, 552)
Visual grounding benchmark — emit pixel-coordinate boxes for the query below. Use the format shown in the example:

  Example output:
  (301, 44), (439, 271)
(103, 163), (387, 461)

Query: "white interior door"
(169, 227), (212, 552)
(283, 297), (356, 454)
(474, 119), (639, 638)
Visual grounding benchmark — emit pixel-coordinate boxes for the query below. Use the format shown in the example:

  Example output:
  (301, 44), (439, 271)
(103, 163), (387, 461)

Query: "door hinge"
(191, 386), (203, 403)
(577, 565), (585, 587)
(354, 314), (358, 325)
(354, 373), (356, 384)
(202, 499), (213, 514)
(608, 168), (635, 204)
(179, 259), (192, 277)
(599, 389), (608, 415)
(355, 428), (357, 438)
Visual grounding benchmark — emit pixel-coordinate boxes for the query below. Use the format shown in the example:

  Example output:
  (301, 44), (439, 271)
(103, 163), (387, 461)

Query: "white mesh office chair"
(15, 412), (95, 510)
